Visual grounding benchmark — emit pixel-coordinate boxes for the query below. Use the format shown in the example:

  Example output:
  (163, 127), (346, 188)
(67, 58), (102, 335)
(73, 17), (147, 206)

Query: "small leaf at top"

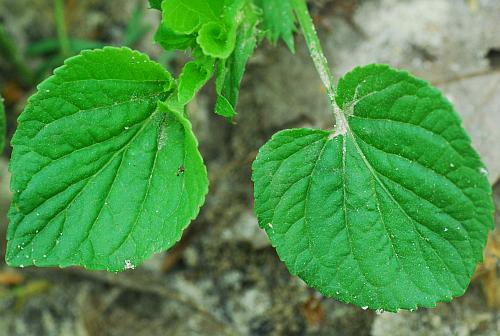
(252, 64), (494, 311)
(0, 96), (5, 152)
(196, 22), (237, 59)
(215, 93), (237, 120)
(253, 0), (296, 52)
(162, 0), (225, 34)
(178, 56), (215, 105)
(154, 22), (196, 51)
(214, 3), (259, 120)
(7, 47), (209, 272)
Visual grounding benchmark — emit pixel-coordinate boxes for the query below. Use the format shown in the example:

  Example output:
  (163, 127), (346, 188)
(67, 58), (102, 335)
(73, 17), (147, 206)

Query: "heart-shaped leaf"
(252, 64), (494, 311)
(7, 47), (209, 272)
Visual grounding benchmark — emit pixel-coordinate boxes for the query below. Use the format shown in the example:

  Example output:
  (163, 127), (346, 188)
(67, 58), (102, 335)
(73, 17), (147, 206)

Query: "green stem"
(290, 0), (346, 132)
(54, 0), (70, 57)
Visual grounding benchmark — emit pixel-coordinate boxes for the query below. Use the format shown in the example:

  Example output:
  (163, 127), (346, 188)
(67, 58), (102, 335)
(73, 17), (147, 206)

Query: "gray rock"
(438, 73), (500, 184)
(221, 210), (270, 250)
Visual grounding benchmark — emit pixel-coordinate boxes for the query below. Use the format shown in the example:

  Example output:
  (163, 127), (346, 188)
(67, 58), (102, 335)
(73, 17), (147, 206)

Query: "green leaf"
(149, 0), (163, 10)
(178, 56), (215, 105)
(222, 0), (247, 24)
(196, 22), (237, 59)
(214, 93), (236, 120)
(253, 0), (296, 52)
(7, 47), (209, 272)
(0, 96), (5, 153)
(214, 4), (259, 120)
(154, 22), (196, 51)
(162, 0), (224, 34)
(252, 64), (494, 311)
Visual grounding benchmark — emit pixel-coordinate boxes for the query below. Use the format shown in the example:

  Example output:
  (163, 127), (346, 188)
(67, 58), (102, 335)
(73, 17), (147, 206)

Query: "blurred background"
(0, 0), (499, 335)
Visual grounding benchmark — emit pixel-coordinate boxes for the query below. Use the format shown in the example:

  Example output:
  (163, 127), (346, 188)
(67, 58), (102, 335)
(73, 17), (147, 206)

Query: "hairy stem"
(54, 0), (70, 56)
(290, 0), (346, 132)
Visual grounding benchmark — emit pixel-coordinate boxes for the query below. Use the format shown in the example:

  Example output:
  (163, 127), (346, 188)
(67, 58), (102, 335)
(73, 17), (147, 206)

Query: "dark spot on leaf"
(176, 165), (185, 176)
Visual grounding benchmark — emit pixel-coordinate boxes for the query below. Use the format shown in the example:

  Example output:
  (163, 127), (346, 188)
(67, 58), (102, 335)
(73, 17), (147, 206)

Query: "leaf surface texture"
(252, 64), (494, 311)
(7, 47), (208, 271)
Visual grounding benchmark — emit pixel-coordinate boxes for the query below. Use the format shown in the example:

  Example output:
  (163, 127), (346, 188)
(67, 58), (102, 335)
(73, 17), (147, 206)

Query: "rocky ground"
(0, 0), (499, 335)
